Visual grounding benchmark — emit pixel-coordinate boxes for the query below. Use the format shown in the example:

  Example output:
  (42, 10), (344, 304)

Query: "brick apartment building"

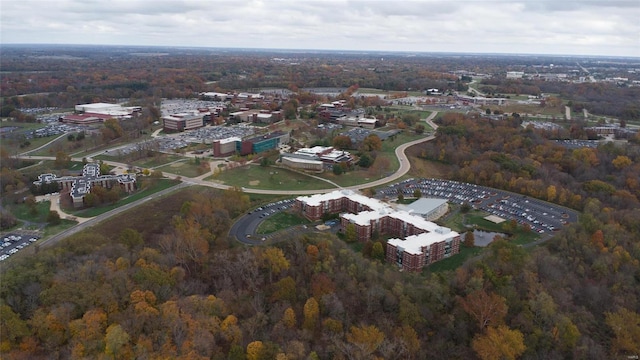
(295, 190), (460, 271)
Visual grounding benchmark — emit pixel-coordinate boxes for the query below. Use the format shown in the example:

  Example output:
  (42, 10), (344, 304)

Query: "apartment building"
(295, 190), (460, 271)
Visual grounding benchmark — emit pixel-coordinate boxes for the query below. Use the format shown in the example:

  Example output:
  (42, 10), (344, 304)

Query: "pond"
(471, 229), (507, 247)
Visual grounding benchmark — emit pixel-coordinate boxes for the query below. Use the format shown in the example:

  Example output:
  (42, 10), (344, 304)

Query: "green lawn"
(425, 246), (484, 273)
(256, 212), (310, 234)
(208, 165), (332, 191)
(4, 201), (51, 223)
(69, 179), (181, 217)
(42, 219), (79, 238)
(157, 160), (204, 178)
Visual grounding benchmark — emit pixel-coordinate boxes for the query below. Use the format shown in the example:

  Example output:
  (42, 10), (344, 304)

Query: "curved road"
(19, 111), (439, 196)
(13, 112), (439, 248)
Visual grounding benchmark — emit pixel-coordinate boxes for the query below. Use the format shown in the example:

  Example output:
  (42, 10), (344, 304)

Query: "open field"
(156, 159), (204, 178)
(499, 103), (565, 117)
(208, 164), (332, 191)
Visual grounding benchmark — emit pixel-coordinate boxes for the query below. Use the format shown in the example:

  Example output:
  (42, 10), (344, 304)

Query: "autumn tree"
(259, 247), (290, 282)
(362, 134), (382, 152)
(346, 324), (385, 359)
(471, 325), (526, 360)
(246, 341), (265, 360)
(458, 289), (508, 331)
(69, 308), (108, 356)
(104, 324), (130, 359)
(612, 155), (632, 169)
(372, 242), (384, 261)
(333, 135), (352, 150)
(605, 307), (640, 356)
(282, 307), (297, 329)
(0, 305), (30, 351)
(303, 297), (319, 330)
(344, 223), (357, 243)
(464, 231), (475, 247)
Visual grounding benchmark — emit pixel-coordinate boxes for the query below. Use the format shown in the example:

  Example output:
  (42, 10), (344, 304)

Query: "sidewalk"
(36, 194), (93, 224)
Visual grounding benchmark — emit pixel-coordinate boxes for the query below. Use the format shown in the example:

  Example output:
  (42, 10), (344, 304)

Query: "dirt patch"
(249, 180), (260, 186)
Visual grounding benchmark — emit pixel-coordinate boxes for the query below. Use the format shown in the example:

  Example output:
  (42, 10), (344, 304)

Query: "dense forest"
(420, 113), (640, 212)
(2, 118), (640, 359)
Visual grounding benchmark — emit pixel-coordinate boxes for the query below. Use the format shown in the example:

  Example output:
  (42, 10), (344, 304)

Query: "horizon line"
(2, 43), (639, 59)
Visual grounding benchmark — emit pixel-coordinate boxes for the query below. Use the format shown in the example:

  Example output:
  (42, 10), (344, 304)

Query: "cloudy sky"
(1, 0), (639, 57)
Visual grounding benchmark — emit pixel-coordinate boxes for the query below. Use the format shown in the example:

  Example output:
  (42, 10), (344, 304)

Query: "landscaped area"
(256, 211), (310, 234)
(207, 164), (333, 191)
(425, 245), (484, 273)
(442, 209), (538, 246)
(156, 159), (204, 178)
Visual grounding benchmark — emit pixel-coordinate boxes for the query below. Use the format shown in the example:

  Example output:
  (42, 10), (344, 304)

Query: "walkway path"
(18, 111), (439, 196)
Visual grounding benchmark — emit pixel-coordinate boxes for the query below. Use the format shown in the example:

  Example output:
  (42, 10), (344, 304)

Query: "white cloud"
(1, 0), (638, 56)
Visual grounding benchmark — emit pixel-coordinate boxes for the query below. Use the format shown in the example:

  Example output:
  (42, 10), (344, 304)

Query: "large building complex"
(34, 163), (136, 208)
(294, 190), (460, 271)
(61, 102), (141, 125)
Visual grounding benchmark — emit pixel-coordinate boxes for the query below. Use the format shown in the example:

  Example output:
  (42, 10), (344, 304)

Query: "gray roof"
(403, 198), (447, 215)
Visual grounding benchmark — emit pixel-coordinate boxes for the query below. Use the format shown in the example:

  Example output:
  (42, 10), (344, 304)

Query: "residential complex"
(294, 190), (460, 271)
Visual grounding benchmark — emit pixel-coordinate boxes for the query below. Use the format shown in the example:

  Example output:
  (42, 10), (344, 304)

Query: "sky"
(1, 0), (639, 57)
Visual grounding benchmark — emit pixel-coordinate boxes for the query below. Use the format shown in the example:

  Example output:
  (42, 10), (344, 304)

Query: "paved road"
(13, 113), (441, 247)
(35, 182), (191, 249)
(18, 111), (440, 196)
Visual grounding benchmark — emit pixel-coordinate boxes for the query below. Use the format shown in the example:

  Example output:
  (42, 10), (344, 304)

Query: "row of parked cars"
(377, 178), (576, 234)
(251, 199), (296, 218)
(0, 234), (39, 261)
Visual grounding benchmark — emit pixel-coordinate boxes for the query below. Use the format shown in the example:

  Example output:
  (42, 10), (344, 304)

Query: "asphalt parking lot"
(376, 178), (578, 234)
(0, 233), (40, 261)
(229, 199), (297, 244)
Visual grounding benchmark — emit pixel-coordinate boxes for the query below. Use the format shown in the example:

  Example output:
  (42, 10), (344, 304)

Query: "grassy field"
(4, 201), (52, 223)
(425, 246), (484, 273)
(156, 159), (204, 178)
(41, 219), (79, 238)
(69, 178), (181, 217)
(256, 211), (310, 234)
(208, 164), (332, 191)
